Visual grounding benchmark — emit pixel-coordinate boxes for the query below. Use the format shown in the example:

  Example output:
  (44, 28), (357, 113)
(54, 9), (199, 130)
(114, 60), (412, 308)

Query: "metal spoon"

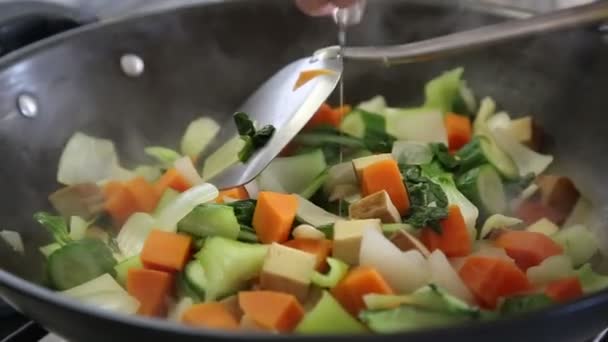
(343, 1), (608, 64)
(207, 1), (608, 190)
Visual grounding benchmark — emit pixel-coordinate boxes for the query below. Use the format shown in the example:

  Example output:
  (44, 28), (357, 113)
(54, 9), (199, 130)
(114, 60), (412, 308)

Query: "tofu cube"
(508, 116), (543, 150)
(351, 154), (394, 180)
(333, 219), (382, 265)
(526, 217), (559, 236)
(536, 175), (580, 217)
(260, 243), (316, 302)
(349, 190), (401, 223)
(389, 229), (431, 257)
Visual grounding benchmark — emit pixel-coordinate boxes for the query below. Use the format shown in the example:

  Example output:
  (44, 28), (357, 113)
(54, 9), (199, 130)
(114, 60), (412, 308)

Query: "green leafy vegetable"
(252, 125), (276, 148)
(399, 165), (449, 231)
(34, 212), (72, 246)
(500, 294), (554, 315)
(233, 112), (275, 162)
(226, 200), (257, 227)
(360, 305), (470, 333)
(233, 112), (255, 137)
(237, 136), (255, 163)
(430, 143), (459, 170)
(421, 162), (479, 231)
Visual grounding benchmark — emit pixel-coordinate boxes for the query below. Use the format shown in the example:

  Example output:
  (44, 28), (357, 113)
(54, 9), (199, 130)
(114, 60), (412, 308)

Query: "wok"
(0, 0), (608, 341)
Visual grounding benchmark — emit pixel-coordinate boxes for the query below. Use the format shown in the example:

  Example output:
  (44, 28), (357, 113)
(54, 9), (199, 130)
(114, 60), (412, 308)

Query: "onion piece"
(116, 213), (156, 257)
(155, 183), (219, 232)
(174, 156), (203, 186)
(0, 230), (24, 254)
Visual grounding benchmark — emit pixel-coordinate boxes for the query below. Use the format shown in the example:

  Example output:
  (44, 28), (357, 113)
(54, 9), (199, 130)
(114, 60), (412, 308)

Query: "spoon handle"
(343, 1), (608, 64)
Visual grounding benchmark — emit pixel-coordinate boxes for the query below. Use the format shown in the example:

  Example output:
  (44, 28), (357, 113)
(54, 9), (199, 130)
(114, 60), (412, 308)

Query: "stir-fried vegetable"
(29, 67), (608, 335)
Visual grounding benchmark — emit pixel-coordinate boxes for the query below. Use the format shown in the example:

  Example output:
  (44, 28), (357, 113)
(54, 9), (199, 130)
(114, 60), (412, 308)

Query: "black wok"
(0, 0), (608, 341)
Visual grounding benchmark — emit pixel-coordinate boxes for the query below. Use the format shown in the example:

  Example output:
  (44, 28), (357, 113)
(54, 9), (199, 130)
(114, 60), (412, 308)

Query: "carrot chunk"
(125, 176), (159, 212)
(155, 168), (192, 194)
(182, 303), (239, 330)
(103, 181), (138, 226)
(127, 268), (173, 317)
(331, 266), (394, 316)
(360, 159), (410, 215)
(494, 230), (563, 271)
(283, 238), (333, 272)
(545, 277), (583, 303)
(252, 192), (298, 244)
(445, 113), (472, 151)
(420, 205), (472, 257)
(140, 229), (192, 272)
(238, 291), (304, 332)
(458, 256), (531, 309)
(305, 103), (351, 129)
(216, 186), (249, 204)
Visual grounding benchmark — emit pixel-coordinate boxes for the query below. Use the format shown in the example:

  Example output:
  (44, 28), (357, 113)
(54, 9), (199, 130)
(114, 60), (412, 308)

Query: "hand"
(295, 0), (357, 16)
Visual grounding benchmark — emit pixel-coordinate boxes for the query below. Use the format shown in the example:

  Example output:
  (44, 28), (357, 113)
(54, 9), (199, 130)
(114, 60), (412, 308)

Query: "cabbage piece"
(428, 250), (474, 304)
(0, 230), (24, 254)
(61, 274), (139, 314)
(168, 297), (194, 322)
(357, 95), (387, 115)
(576, 263), (608, 293)
(479, 214), (522, 239)
(311, 257), (349, 288)
(492, 127), (553, 177)
(57, 132), (123, 185)
(174, 156), (203, 186)
(116, 213), (156, 257)
(295, 195), (342, 227)
(359, 228), (429, 293)
(423, 67), (464, 113)
(257, 149), (327, 194)
(155, 183), (219, 232)
(526, 255), (574, 286)
(385, 108), (448, 144)
(552, 224), (599, 266)
(69, 216), (89, 241)
(181, 117), (220, 158)
(144, 147), (181, 167)
(391, 141), (433, 165)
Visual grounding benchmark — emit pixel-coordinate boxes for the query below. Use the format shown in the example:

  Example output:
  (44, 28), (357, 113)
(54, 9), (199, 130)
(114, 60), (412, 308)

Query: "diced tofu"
(259, 243), (316, 302)
(536, 175), (580, 218)
(389, 229), (431, 257)
(349, 190), (401, 223)
(526, 218), (559, 236)
(508, 116), (543, 150)
(332, 219), (382, 265)
(48, 183), (105, 220)
(351, 154), (393, 180)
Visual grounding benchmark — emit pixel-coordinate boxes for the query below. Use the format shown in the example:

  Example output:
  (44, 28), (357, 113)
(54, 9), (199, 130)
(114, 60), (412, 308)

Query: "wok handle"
(343, 1), (608, 64)
(0, 1), (94, 58)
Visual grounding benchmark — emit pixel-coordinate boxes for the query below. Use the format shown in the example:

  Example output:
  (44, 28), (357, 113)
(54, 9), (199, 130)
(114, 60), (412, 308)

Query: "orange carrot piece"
(331, 266), (394, 316)
(494, 230), (563, 271)
(216, 186), (249, 204)
(103, 181), (138, 226)
(293, 69), (336, 91)
(238, 291), (305, 332)
(445, 113), (472, 151)
(305, 103), (351, 129)
(458, 256), (531, 309)
(360, 159), (410, 216)
(252, 192), (298, 244)
(140, 229), (192, 272)
(125, 176), (160, 212)
(155, 168), (192, 194)
(182, 303), (239, 330)
(420, 205), (472, 257)
(127, 268), (174, 317)
(283, 238), (333, 272)
(545, 277), (583, 303)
